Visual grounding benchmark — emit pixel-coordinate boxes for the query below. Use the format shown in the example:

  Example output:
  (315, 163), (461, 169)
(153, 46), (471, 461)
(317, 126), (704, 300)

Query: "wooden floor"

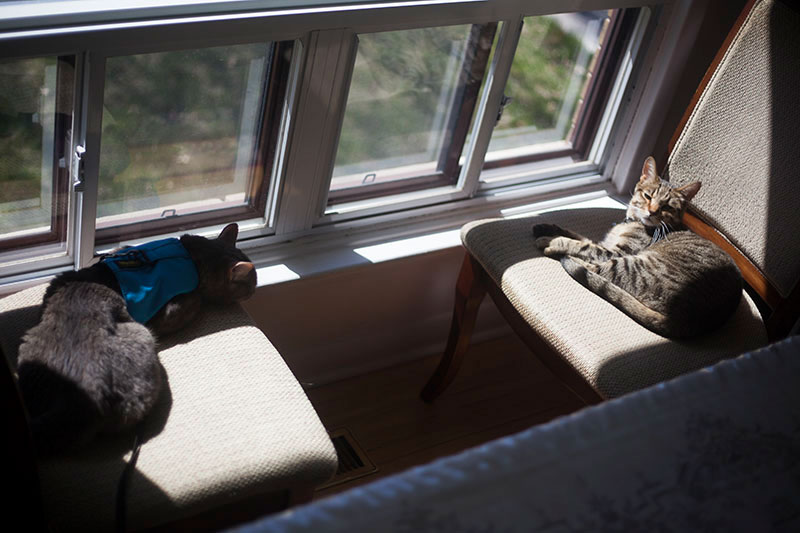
(308, 333), (587, 499)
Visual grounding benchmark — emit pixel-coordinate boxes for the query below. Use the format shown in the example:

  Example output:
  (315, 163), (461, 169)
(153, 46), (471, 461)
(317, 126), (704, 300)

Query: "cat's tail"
(560, 256), (675, 338)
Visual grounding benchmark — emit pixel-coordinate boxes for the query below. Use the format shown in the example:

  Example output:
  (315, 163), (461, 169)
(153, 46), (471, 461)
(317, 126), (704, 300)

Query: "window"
(325, 8), (639, 209)
(485, 11), (610, 164)
(481, 8), (642, 179)
(96, 41), (292, 245)
(0, 56), (75, 264)
(0, 1), (654, 284)
(328, 23), (496, 204)
(480, 9), (649, 188)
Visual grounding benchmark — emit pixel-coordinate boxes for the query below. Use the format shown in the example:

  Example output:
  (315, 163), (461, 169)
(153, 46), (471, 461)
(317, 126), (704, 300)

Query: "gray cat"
(533, 156), (742, 338)
(17, 223), (257, 455)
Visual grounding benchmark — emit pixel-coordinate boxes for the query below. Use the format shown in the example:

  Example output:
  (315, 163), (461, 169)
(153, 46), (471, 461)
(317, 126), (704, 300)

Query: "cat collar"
(617, 217), (668, 245)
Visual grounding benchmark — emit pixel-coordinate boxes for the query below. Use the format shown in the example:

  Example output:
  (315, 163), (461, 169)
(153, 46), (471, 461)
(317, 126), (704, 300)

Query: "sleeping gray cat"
(533, 156), (742, 338)
(18, 283), (160, 455)
(17, 223), (257, 455)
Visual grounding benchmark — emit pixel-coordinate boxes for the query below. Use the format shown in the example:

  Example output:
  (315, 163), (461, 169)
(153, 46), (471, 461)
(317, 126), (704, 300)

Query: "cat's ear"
(218, 223), (239, 246)
(640, 156), (658, 184)
(676, 181), (701, 201)
(230, 261), (254, 282)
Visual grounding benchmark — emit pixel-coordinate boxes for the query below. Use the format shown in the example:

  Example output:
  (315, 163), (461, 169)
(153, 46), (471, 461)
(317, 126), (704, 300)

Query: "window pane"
(97, 43), (282, 241)
(0, 56), (73, 257)
(330, 24), (494, 201)
(486, 11), (609, 161)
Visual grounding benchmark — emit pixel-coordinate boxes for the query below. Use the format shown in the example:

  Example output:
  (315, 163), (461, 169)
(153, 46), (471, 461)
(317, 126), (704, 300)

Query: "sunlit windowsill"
(0, 179), (625, 296)
(254, 191), (625, 287)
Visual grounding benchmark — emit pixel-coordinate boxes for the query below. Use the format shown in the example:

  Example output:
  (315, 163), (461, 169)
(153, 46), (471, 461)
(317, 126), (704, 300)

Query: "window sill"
(0, 179), (625, 296)
(253, 189), (626, 287)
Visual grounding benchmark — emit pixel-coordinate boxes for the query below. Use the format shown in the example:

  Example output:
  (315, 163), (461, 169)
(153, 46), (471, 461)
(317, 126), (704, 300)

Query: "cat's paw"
(532, 223), (566, 238)
(534, 235), (555, 251)
(561, 256), (598, 276)
(538, 236), (570, 257)
(560, 256), (586, 282)
(534, 225), (569, 253)
(561, 257), (601, 289)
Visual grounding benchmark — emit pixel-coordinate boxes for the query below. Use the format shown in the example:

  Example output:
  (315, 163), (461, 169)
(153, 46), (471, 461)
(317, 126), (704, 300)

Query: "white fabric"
(233, 336), (800, 533)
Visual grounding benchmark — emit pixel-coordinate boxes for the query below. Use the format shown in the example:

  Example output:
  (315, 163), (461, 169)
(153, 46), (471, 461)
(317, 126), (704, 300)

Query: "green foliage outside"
(499, 16), (584, 133)
(0, 58), (51, 206)
(0, 16), (599, 216)
(334, 15), (597, 175)
(99, 44), (267, 210)
(334, 25), (471, 173)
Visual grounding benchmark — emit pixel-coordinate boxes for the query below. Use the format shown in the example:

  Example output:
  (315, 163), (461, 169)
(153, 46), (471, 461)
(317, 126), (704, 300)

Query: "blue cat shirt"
(102, 238), (199, 324)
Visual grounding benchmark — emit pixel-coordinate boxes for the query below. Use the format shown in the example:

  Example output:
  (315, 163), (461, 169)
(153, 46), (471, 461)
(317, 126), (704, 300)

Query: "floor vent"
(317, 428), (377, 490)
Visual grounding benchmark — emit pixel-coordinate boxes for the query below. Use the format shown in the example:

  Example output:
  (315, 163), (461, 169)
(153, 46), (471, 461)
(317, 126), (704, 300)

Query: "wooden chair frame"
(420, 254), (604, 404)
(422, 0), (800, 404)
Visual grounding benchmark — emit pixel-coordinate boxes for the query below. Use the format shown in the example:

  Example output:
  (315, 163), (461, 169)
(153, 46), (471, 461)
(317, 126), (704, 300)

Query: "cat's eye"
(642, 192), (652, 200)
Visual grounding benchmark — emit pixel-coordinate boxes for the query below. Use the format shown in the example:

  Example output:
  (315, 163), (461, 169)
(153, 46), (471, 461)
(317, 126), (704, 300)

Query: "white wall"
(242, 246), (510, 386)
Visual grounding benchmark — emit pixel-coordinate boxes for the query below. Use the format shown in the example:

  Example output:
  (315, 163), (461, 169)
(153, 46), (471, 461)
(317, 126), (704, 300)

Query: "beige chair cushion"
(462, 207), (768, 399)
(0, 284), (337, 532)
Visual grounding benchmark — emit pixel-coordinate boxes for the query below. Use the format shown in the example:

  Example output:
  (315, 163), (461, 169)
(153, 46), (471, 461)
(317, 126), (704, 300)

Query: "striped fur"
(533, 157), (742, 338)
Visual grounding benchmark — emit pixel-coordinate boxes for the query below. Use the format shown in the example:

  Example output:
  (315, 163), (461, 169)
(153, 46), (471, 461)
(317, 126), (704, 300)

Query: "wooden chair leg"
(421, 254), (487, 403)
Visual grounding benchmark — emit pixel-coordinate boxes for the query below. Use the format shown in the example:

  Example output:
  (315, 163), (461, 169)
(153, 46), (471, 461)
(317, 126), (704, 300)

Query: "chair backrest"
(664, 0), (800, 340)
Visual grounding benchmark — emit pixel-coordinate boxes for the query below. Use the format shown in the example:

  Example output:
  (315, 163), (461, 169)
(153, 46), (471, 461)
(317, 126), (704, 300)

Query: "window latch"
(72, 144), (86, 192)
(496, 94), (512, 124)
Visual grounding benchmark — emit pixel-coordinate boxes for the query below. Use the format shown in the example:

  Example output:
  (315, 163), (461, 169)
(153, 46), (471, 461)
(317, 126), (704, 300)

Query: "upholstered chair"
(422, 0), (800, 404)
(0, 284), (338, 532)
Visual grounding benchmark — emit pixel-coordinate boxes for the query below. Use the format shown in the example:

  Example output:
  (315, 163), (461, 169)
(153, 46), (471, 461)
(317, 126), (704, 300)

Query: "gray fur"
(17, 283), (161, 455)
(17, 223), (257, 455)
(533, 157), (742, 338)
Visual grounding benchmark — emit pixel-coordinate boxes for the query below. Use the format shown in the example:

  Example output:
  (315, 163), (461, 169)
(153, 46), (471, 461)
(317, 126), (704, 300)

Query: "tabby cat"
(17, 223), (257, 455)
(532, 156), (742, 338)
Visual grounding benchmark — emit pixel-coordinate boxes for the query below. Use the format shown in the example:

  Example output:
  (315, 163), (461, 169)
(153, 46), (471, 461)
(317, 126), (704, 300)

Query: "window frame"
(0, 0), (665, 286)
(316, 6), (651, 223)
(326, 22), (498, 205)
(0, 55), (76, 254)
(92, 40), (294, 246)
(481, 9), (637, 172)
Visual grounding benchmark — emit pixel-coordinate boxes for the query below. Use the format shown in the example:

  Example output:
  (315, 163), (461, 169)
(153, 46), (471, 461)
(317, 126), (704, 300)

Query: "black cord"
(115, 432), (142, 533)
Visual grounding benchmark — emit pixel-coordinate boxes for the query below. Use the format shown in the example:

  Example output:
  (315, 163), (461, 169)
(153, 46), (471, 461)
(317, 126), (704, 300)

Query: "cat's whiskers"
(660, 220), (670, 241)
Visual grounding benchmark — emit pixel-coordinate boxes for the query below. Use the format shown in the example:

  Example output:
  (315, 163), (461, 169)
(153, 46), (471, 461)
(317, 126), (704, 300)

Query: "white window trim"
(253, 190), (628, 285)
(0, 0), (688, 293)
(312, 6), (650, 221)
(0, 1), (477, 32)
(604, 0), (711, 194)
